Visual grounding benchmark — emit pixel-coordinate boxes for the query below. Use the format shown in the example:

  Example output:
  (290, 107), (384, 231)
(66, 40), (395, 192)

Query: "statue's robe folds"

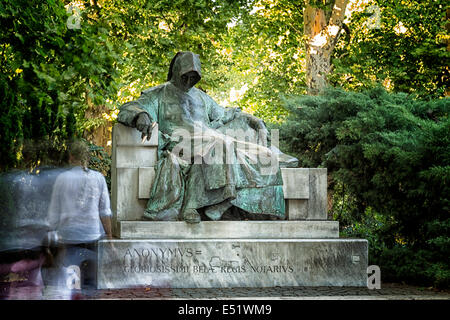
(118, 82), (297, 221)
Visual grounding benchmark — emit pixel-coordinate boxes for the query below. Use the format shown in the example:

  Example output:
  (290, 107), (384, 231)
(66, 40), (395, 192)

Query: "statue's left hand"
(136, 113), (154, 141)
(241, 113), (268, 145)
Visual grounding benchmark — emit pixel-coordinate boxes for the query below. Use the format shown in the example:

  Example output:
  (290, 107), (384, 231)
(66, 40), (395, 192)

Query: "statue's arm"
(117, 91), (157, 127)
(117, 88), (160, 141)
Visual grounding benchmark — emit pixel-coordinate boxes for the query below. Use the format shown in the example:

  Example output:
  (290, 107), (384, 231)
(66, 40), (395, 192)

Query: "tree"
(304, 0), (349, 95)
(0, 0), (120, 170)
(220, 0), (307, 122)
(330, 0), (449, 98)
(0, 0), (244, 168)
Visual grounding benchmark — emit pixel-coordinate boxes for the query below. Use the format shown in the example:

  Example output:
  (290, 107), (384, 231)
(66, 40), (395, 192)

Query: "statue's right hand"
(136, 113), (153, 141)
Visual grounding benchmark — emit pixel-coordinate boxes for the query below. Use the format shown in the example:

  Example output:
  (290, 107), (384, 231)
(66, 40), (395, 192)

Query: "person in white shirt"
(48, 167), (112, 243)
(47, 140), (112, 292)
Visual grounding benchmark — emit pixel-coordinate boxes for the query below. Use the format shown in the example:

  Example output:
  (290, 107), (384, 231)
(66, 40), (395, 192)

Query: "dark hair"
(67, 140), (90, 167)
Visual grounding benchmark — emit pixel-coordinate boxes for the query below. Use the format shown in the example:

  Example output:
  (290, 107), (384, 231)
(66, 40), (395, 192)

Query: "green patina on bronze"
(118, 52), (297, 223)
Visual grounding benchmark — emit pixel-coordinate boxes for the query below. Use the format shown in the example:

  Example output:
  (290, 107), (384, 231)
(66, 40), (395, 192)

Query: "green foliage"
(0, 0), (120, 171)
(276, 87), (450, 287)
(100, 0), (247, 102)
(330, 0), (449, 98)
(0, 73), (22, 168)
(215, 0), (449, 120)
(371, 246), (450, 289)
(1, 0), (257, 171)
(3, 0), (447, 171)
(87, 141), (112, 191)
(221, 0), (307, 122)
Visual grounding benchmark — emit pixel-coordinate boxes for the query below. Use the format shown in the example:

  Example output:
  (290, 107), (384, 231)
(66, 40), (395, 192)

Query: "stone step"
(97, 238), (368, 289)
(116, 220), (340, 239)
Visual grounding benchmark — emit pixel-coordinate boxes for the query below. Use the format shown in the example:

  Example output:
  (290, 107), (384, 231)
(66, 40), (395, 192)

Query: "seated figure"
(117, 51), (297, 223)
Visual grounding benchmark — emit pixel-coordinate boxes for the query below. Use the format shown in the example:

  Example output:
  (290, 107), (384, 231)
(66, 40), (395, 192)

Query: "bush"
(275, 87), (450, 287)
(87, 141), (111, 191)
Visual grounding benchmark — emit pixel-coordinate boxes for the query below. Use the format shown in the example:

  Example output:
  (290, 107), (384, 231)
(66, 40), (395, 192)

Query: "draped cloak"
(117, 52), (298, 221)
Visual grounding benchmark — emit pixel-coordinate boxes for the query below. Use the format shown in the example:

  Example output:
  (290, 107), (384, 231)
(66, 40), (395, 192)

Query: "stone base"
(97, 239), (368, 289)
(116, 220), (339, 239)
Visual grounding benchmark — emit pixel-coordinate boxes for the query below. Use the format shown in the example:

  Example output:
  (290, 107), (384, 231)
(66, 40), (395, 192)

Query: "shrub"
(87, 141), (111, 191)
(275, 87), (449, 287)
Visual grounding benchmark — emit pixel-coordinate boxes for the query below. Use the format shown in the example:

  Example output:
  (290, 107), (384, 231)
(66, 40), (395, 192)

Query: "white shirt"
(48, 166), (112, 243)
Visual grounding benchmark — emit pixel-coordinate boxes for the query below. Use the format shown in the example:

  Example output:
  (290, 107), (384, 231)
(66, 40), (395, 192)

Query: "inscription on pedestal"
(120, 246), (296, 275)
(98, 239), (368, 288)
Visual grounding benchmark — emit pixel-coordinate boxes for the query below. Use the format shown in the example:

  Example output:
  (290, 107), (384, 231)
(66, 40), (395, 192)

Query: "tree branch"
(328, 0), (349, 28)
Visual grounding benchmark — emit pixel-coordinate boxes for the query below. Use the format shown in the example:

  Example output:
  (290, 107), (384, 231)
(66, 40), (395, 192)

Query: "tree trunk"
(304, 0), (349, 95)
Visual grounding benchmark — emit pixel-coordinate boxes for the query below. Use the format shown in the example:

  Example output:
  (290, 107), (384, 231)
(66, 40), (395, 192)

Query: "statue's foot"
(182, 209), (201, 224)
(144, 208), (179, 221)
(143, 211), (159, 221)
(205, 200), (232, 221)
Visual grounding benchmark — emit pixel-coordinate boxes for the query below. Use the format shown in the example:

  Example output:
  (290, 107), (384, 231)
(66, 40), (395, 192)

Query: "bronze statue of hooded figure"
(118, 51), (298, 223)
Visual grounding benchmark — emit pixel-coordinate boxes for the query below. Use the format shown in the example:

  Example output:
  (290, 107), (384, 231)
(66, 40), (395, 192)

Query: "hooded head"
(167, 51), (202, 92)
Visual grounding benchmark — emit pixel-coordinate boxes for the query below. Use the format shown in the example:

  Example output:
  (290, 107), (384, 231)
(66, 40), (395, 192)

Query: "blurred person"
(47, 140), (112, 296)
(0, 140), (66, 300)
(0, 250), (46, 300)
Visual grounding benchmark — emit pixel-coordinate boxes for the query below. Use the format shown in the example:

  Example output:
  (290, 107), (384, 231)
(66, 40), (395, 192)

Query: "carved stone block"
(97, 239), (368, 288)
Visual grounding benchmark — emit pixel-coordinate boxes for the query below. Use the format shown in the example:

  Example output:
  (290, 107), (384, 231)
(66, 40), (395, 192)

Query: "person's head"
(167, 51), (201, 92)
(67, 140), (90, 167)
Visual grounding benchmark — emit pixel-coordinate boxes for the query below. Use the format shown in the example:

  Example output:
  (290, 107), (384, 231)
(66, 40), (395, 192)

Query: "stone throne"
(97, 123), (368, 289)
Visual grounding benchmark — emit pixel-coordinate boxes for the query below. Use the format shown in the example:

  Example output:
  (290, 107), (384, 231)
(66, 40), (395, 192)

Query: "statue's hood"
(167, 51), (202, 90)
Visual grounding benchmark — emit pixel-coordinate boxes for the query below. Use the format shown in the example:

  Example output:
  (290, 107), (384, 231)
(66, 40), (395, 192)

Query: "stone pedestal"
(99, 124), (369, 289)
(115, 221), (339, 239)
(97, 239), (368, 289)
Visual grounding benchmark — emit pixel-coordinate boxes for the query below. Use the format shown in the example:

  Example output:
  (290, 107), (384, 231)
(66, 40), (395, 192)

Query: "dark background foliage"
(275, 87), (449, 287)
